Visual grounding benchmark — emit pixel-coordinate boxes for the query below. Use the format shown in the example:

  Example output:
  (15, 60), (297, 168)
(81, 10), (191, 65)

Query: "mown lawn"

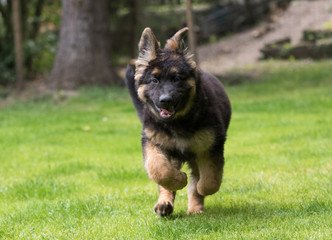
(0, 60), (331, 239)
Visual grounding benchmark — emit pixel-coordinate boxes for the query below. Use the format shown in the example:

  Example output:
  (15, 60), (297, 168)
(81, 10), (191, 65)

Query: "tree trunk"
(48, 0), (121, 89)
(26, 0), (45, 73)
(12, 0), (24, 89)
(186, 0), (198, 64)
(128, 0), (138, 59)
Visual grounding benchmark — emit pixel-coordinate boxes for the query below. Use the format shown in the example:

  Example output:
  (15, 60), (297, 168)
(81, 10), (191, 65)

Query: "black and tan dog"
(125, 27), (231, 216)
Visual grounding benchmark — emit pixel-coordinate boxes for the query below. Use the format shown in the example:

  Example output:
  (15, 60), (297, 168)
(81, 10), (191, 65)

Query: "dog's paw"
(187, 209), (204, 215)
(187, 203), (204, 215)
(154, 201), (174, 216)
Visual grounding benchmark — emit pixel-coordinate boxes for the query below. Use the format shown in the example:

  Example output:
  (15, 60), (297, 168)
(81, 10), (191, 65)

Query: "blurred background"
(1, 2), (331, 237)
(0, 0), (331, 92)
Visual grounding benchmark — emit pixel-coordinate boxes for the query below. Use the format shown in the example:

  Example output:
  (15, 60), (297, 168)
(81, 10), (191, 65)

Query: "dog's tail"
(125, 62), (144, 122)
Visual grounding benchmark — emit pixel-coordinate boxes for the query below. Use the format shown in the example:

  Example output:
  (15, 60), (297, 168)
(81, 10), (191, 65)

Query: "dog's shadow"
(152, 202), (284, 238)
(166, 201), (282, 220)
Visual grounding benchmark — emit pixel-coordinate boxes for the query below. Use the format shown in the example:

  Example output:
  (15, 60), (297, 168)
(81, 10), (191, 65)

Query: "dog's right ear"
(135, 28), (160, 81)
(137, 28), (160, 64)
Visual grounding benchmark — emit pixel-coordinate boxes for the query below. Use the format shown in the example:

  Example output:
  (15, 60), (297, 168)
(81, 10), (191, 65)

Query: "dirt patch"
(198, 0), (332, 75)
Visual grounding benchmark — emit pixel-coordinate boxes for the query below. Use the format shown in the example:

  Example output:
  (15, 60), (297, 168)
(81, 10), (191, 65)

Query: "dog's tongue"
(160, 108), (175, 118)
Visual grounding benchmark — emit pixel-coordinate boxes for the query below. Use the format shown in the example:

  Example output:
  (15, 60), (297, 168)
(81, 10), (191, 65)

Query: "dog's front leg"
(154, 186), (176, 216)
(196, 152), (224, 196)
(143, 141), (187, 191)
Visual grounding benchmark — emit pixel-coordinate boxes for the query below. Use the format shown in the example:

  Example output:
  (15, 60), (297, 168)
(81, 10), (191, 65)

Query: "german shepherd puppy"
(125, 27), (231, 216)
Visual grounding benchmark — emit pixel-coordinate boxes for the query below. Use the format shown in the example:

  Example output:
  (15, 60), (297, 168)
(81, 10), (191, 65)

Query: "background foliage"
(0, 0), (285, 85)
(0, 0), (60, 84)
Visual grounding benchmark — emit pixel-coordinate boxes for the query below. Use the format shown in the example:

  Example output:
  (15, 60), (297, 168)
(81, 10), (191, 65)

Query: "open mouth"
(155, 105), (175, 119)
(160, 108), (175, 118)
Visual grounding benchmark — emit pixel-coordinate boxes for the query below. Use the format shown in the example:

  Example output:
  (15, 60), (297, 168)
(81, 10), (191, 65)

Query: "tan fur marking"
(185, 53), (197, 69)
(147, 104), (160, 119)
(144, 141), (187, 191)
(158, 186), (175, 203)
(154, 186), (176, 216)
(144, 128), (187, 152)
(187, 174), (204, 214)
(137, 84), (147, 102)
(196, 155), (223, 196)
(152, 67), (161, 75)
(144, 127), (214, 154)
(186, 77), (196, 88)
(169, 66), (179, 73)
(135, 58), (148, 81)
(190, 129), (215, 153)
(134, 73), (143, 81)
(165, 39), (179, 52)
(171, 54), (180, 60)
(176, 78), (196, 118)
(137, 87), (161, 118)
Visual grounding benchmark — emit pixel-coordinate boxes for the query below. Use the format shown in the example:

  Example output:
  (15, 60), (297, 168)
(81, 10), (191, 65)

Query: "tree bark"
(26, 0), (45, 73)
(12, 0), (24, 89)
(0, 3), (12, 36)
(186, 0), (198, 64)
(29, 0), (45, 41)
(128, 0), (138, 59)
(48, 0), (121, 89)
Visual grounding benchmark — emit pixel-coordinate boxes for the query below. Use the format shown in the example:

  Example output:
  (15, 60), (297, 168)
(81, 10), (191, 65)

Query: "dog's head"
(135, 27), (197, 121)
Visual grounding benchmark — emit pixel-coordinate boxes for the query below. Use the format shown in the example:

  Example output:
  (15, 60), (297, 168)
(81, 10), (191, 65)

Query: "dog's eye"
(172, 75), (181, 82)
(150, 78), (159, 84)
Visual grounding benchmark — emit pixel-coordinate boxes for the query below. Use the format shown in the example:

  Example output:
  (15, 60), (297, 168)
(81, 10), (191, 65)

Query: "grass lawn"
(0, 60), (331, 239)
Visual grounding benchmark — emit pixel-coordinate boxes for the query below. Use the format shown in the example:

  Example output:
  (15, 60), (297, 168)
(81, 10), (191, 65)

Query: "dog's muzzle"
(157, 94), (176, 119)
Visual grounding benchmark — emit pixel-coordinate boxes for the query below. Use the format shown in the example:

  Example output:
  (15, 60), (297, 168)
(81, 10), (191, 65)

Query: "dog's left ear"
(165, 27), (188, 52)
(165, 27), (196, 68)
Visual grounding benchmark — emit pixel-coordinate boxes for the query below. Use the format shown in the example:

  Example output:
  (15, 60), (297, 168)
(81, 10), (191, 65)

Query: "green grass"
(1, 60), (331, 239)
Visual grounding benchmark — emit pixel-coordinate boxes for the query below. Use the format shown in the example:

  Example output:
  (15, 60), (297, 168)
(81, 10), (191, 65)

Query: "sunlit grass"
(0, 60), (331, 239)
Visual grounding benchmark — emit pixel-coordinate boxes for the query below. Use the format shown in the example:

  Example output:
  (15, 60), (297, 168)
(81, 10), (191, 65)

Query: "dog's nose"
(159, 94), (173, 106)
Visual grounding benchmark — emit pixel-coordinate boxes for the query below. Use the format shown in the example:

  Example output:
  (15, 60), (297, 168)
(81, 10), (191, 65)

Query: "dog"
(125, 27), (231, 216)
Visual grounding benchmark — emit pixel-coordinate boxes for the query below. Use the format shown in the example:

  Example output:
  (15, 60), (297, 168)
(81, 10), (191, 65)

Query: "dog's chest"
(144, 127), (215, 154)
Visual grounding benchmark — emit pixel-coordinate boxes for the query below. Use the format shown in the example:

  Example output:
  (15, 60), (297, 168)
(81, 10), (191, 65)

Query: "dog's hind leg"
(187, 161), (205, 214)
(143, 141), (187, 191)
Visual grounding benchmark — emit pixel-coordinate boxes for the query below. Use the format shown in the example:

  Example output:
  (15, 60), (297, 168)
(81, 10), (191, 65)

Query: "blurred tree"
(0, 0), (16, 84)
(186, 0), (198, 63)
(12, 0), (24, 88)
(0, 0), (58, 85)
(25, 0), (45, 72)
(48, 0), (121, 89)
(128, 0), (138, 58)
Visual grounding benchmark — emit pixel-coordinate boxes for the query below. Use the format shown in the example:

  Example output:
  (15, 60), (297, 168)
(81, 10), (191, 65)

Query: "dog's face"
(135, 28), (197, 121)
